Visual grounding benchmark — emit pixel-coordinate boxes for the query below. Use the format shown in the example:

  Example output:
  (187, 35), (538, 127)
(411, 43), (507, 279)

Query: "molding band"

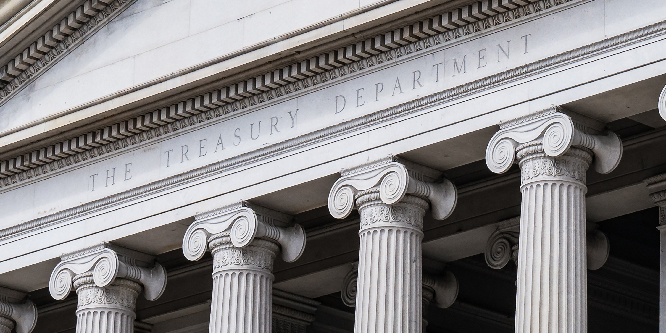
(0, 0), (584, 179)
(0, 4), (660, 240)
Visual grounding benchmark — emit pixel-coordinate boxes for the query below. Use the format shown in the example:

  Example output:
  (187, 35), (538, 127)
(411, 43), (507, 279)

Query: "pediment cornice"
(0, 0), (137, 104)
(0, 0), (663, 239)
(0, 0), (592, 182)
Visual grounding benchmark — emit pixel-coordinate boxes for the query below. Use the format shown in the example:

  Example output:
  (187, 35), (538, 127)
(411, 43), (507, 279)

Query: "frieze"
(0, 0), (581, 181)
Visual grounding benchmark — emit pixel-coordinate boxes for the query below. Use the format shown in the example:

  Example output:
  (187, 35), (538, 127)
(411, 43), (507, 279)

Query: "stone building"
(0, 0), (665, 332)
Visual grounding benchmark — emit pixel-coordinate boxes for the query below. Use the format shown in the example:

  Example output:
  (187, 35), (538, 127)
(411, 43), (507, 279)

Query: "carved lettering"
(270, 117), (279, 135)
(288, 109), (298, 128)
(106, 168), (115, 187)
(215, 135), (225, 152)
(498, 40), (510, 62)
(412, 70), (422, 89)
(478, 48), (487, 68)
(181, 145), (189, 163)
(199, 139), (207, 157)
(453, 56), (467, 76)
(432, 62), (443, 82)
(356, 88), (365, 107)
(335, 95), (346, 114)
(392, 77), (403, 96)
(521, 34), (531, 54)
(124, 163), (132, 181)
(234, 128), (241, 146)
(164, 149), (173, 167)
(250, 122), (261, 140)
(90, 173), (98, 191)
(375, 83), (383, 101)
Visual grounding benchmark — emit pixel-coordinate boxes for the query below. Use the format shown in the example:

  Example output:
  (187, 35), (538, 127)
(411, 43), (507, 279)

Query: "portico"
(0, 0), (665, 332)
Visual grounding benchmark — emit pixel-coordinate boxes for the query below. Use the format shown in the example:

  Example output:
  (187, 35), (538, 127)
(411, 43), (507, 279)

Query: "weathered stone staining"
(328, 157), (457, 333)
(0, 287), (37, 333)
(48, 244), (167, 333)
(486, 107), (623, 333)
(183, 202), (306, 333)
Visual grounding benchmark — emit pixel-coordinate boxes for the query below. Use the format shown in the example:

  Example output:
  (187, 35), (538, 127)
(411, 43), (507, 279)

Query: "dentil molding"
(0, 0), (589, 182)
(3, 0), (664, 242)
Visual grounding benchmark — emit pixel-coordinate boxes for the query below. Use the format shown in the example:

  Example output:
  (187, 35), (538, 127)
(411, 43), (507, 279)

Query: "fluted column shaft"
(355, 190), (427, 333)
(209, 234), (279, 333)
(515, 144), (591, 333)
(73, 273), (141, 333)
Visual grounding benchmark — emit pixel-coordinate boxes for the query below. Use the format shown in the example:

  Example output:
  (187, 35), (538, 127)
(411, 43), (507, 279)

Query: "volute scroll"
(328, 160), (457, 220)
(49, 244), (167, 301)
(486, 108), (623, 175)
(184, 202), (306, 263)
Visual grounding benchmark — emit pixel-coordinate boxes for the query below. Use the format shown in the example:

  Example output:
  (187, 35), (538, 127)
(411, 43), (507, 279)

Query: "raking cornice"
(0, 0), (138, 102)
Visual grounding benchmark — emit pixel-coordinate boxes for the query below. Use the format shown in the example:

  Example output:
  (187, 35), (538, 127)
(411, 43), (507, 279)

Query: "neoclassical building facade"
(0, 0), (665, 332)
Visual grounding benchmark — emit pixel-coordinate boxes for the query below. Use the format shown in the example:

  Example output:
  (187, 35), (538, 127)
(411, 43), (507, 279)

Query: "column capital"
(48, 243), (166, 302)
(0, 287), (37, 333)
(328, 156), (457, 220)
(183, 201), (306, 263)
(485, 107), (623, 175)
(485, 217), (520, 270)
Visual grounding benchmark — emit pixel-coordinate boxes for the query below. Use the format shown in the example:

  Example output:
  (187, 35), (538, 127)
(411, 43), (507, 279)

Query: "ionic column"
(340, 263), (458, 329)
(486, 108), (622, 333)
(328, 157), (457, 333)
(0, 287), (37, 333)
(182, 202), (306, 333)
(49, 244), (167, 333)
(645, 174), (666, 333)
